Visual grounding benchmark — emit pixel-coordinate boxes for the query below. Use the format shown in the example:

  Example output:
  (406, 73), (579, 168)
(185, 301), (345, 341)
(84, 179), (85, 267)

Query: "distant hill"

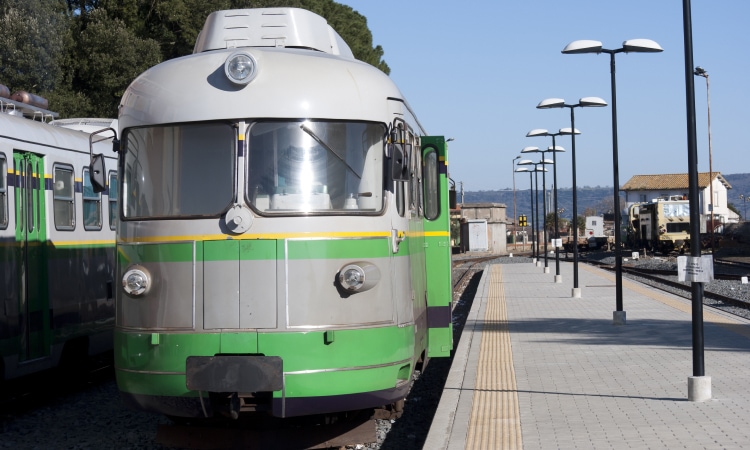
(724, 173), (750, 205)
(462, 173), (750, 222)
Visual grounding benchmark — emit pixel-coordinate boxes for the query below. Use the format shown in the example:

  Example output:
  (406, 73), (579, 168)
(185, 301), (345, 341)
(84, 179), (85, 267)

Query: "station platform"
(425, 260), (750, 449)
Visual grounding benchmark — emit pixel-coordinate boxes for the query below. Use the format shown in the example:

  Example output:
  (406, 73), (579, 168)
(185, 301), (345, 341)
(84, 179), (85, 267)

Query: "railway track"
(579, 256), (750, 319)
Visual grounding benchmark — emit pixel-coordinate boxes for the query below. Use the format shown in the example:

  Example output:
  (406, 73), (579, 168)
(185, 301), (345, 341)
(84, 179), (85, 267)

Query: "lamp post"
(694, 66), (715, 259)
(512, 155), (521, 252)
(522, 146), (554, 273)
(518, 159), (539, 264)
(517, 161), (546, 260)
(537, 97), (607, 298)
(563, 38), (662, 321)
(516, 166), (535, 258)
(741, 194), (750, 220)
(526, 128), (578, 283)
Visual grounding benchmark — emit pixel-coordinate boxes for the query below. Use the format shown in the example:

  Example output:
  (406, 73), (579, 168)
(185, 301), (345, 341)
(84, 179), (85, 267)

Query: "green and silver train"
(1, 94), (117, 381)
(103, 8), (453, 419)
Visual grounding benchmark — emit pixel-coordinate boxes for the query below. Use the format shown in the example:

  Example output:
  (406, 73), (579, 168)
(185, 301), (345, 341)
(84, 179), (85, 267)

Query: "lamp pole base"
(688, 376), (712, 402)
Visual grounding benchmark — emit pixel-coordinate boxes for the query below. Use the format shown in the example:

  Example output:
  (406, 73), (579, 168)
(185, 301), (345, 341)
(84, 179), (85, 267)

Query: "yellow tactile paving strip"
(465, 265), (523, 450)
(581, 264), (750, 338)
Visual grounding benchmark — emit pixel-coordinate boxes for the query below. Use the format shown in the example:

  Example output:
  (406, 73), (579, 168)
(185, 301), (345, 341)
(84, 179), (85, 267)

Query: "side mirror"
(89, 153), (107, 193)
(88, 127), (117, 193)
(390, 143), (408, 181)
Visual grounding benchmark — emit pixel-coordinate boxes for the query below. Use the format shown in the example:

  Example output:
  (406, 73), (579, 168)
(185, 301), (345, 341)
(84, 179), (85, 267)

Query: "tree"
(2, 0), (390, 118)
(545, 212), (568, 236)
(0, 0), (70, 97)
(73, 8), (162, 117)
(96, 0), (389, 73)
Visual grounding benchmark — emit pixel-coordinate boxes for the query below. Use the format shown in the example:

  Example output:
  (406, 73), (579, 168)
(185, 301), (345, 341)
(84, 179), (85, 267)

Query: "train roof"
(118, 8), (410, 131)
(193, 8), (354, 59)
(0, 112), (116, 156)
(0, 96), (58, 121)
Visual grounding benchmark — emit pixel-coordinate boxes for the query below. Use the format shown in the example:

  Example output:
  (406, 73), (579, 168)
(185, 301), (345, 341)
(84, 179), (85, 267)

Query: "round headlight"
(341, 267), (364, 290)
(338, 262), (380, 293)
(123, 266), (151, 296)
(224, 51), (258, 85)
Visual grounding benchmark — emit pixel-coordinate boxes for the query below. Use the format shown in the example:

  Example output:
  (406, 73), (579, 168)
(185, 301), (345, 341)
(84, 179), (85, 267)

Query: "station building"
(621, 172), (738, 231)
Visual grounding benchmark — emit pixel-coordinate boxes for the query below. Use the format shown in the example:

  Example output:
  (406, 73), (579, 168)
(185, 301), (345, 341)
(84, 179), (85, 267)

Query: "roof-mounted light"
(224, 51), (258, 85)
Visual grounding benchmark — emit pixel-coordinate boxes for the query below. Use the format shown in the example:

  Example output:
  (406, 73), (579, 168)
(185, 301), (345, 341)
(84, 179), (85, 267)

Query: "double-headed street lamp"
(512, 155), (521, 250)
(526, 128), (577, 283)
(515, 166), (536, 258)
(517, 162), (547, 260)
(522, 146), (554, 273)
(562, 38), (662, 321)
(517, 161), (538, 259)
(537, 97), (607, 298)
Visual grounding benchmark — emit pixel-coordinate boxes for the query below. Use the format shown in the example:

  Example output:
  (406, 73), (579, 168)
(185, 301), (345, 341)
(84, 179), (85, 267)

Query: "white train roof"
(193, 8), (354, 59)
(119, 8), (412, 131)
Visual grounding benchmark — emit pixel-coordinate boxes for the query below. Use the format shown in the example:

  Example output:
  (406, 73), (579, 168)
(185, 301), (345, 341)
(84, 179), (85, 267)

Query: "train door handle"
(391, 229), (405, 253)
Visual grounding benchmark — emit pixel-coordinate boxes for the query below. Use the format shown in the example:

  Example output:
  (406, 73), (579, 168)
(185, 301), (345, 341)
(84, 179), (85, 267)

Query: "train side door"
(421, 137), (452, 357)
(13, 151), (49, 362)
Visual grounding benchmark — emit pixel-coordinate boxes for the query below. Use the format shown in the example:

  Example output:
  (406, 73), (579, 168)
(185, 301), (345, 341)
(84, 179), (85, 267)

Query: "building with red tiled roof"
(621, 172), (737, 227)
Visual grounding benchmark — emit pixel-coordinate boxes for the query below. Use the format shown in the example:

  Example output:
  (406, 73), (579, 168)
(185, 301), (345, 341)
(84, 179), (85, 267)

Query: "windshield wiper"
(300, 123), (361, 180)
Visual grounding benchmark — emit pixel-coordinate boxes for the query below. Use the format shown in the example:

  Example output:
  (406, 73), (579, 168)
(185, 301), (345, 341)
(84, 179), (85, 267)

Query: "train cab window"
(108, 171), (117, 229)
(53, 164), (75, 230)
(82, 167), (102, 230)
(423, 149), (439, 220)
(122, 123), (235, 219)
(0, 154), (7, 229)
(246, 120), (385, 214)
(409, 133), (422, 217)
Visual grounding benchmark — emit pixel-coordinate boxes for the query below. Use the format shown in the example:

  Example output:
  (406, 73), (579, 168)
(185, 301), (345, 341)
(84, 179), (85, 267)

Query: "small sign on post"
(552, 238), (562, 248)
(677, 255), (714, 283)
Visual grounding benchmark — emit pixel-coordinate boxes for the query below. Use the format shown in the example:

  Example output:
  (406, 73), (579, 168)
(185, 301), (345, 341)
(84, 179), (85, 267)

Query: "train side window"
(53, 164), (75, 230)
(82, 167), (102, 230)
(108, 171), (117, 230)
(0, 153), (7, 229)
(423, 149), (439, 220)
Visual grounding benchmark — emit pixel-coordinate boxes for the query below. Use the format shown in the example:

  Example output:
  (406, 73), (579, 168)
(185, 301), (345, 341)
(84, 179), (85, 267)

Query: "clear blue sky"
(339, 1), (749, 192)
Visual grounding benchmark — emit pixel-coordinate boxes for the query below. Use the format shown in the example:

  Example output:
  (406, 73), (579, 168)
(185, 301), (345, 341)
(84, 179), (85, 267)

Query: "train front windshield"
(121, 120), (385, 219)
(247, 121), (385, 214)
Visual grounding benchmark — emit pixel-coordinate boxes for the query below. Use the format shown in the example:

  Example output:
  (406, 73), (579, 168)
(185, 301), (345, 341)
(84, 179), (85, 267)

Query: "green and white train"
(1, 94), (116, 381)
(102, 8), (453, 420)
